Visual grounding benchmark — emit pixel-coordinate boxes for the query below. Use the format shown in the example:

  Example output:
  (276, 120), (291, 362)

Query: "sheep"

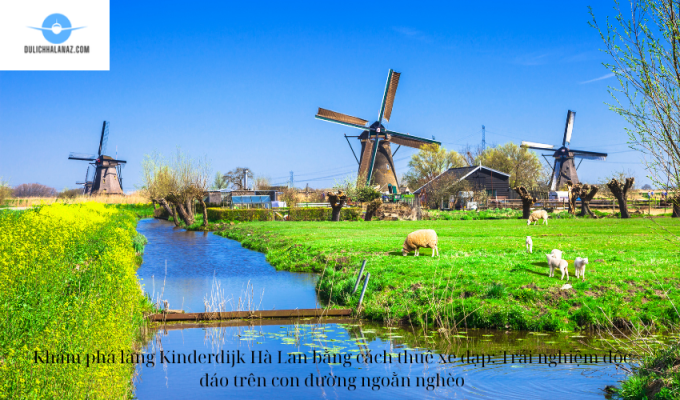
(574, 257), (588, 281)
(550, 249), (563, 260)
(526, 236), (533, 253)
(527, 210), (549, 226)
(402, 229), (439, 257)
(546, 253), (569, 280)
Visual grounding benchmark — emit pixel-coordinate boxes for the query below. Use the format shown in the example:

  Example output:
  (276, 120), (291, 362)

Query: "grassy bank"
(618, 343), (680, 399)
(214, 218), (680, 332)
(0, 203), (153, 399)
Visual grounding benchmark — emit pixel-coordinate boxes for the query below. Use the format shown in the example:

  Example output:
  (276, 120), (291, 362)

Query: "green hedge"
(289, 207), (360, 221)
(207, 208), (273, 222)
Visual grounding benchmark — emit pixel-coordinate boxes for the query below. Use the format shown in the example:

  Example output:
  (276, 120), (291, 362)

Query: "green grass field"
(216, 217), (680, 332)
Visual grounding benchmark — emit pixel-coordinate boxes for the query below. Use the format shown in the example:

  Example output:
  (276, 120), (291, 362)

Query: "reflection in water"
(135, 320), (631, 399)
(136, 218), (319, 312)
(134, 219), (629, 399)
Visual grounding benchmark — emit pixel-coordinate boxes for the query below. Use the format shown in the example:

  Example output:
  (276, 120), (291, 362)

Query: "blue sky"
(0, 1), (650, 191)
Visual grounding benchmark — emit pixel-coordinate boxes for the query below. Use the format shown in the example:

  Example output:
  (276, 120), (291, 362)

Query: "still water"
(134, 219), (629, 399)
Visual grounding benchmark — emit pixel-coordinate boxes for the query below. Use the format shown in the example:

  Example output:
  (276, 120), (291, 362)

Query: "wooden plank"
(149, 308), (352, 322)
(152, 317), (356, 331)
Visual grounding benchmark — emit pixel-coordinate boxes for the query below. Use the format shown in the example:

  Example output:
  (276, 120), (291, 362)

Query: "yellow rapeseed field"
(0, 203), (151, 399)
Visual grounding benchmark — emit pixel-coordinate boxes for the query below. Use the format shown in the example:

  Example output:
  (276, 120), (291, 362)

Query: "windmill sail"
(98, 121), (109, 156)
(572, 149), (607, 161)
(521, 141), (554, 150)
(315, 108), (368, 129)
(563, 110), (575, 146)
(380, 70), (400, 123)
(387, 130), (439, 149)
(68, 152), (97, 161)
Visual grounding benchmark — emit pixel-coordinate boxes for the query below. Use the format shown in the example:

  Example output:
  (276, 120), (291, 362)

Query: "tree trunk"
(579, 184), (599, 217)
(364, 198), (382, 221)
(672, 195), (680, 218)
(185, 199), (194, 220)
(170, 204), (181, 227)
(152, 200), (157, 210)
(607, 177), (635, 219)
(199, 198), (209, 227)
(567, 181), (579, 215)
(326, 191), (347, 222)
(174, 202), (195, 226)
(157, 198), (180, 226)
(513, 186), (535, 219)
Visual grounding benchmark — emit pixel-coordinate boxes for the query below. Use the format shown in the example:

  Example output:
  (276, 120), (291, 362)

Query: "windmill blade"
(315, 108), (368, 129)
(563, 110), (575, 146)
(68, 152), (97, 161)
(365, 136), (382, 186)
(105, 158), (127, 164)
(379, 70), (401, 123)
(386, 129), (440, 149)
(572, 149), (607, 161)
(550, 159), (562, 191)
(570, 149), (608, 157)
(521, 141), (554, 150)
(98, 121), (109, 156)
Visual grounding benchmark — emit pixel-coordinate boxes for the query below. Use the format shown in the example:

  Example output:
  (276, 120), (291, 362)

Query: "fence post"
(357, 273), (370, 312)
(352, 260), (367, 294)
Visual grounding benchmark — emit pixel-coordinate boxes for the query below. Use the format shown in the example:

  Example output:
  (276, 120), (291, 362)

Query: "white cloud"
(579, 72), (615, 84)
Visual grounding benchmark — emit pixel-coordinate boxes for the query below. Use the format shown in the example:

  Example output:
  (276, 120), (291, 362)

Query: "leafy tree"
(590, 0), (680, 215)
(212, 171), (228, 190)
(0, 178), (11, 205)
(475, 142), (547, 188)
(357, 186), (381, 202)
(403, 144), (467, 190)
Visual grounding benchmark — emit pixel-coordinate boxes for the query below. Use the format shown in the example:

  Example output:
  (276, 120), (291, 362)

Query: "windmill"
(521, 110), (608, 191)
(315, 69), (440, 193)
(75, 166), (94, 195)
(68, 121), (126, 195)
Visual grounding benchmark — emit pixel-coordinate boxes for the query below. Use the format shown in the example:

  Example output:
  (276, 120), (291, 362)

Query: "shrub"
(57, 188), (83, 199)
(288, 207), (361, 221)
(207, 208), (273, 222)
(357, 186), (381, 202)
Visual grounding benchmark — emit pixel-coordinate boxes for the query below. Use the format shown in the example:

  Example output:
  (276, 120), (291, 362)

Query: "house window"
(486, 189), (497, 197)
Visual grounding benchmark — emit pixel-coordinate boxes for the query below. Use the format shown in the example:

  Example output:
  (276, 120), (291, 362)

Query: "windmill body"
(316, 69), (440, 193)
(68, 121), (126, 195)
(521, 110), (607, 191)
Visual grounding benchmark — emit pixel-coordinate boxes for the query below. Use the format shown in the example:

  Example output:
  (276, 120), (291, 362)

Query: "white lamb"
(546, 253), (569, 280)
(550, 249), (563, 260)
(526, 236), (533, 253)
(574, 257), (588, 281)
(402, 229), (439, 257)
(527, 210), (549, 226)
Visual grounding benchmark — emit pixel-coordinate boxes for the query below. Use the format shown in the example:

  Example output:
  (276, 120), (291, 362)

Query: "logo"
(28, 14), (85, 44)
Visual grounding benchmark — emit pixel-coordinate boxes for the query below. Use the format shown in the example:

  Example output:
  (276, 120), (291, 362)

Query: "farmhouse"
(413, 165), (511, 207)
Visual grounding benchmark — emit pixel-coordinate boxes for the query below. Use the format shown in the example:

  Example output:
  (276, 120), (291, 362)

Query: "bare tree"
(607, 177), (636, 218)
(579, 184), (600, 218)
(514, 186), (536, 219)
(142, 150), (211, 227)
(591, 1), (680, 215)
(326, 191), (348, 221)
(13, 183), (57, 198)
(224, 167), (253, 190)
